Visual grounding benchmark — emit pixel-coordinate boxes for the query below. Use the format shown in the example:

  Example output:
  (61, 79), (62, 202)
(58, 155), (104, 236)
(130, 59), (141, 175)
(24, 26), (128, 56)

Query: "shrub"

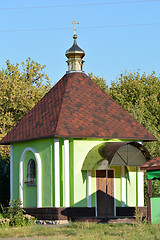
(2, 199), (35, 227)
(0, 213), (10, 228)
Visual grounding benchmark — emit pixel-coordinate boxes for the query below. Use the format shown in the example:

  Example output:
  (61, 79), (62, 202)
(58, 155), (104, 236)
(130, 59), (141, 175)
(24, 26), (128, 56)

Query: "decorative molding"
(54, 138), (60, 207)
(19, 147), (42, 208)
(87, 170), (92, 207)
(10, 145), (13, 202)
(64, 139), (70, 207)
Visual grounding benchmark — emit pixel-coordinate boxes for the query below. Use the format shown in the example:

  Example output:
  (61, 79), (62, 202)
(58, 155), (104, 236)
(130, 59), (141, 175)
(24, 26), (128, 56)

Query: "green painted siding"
(12, 136), (139, 209)
(12, 138), (53, 207)
(73, 139), (104, 207)
(23, 151), (37, 207)
(151, 197), (160, 223)
(72, 138), (130, 207)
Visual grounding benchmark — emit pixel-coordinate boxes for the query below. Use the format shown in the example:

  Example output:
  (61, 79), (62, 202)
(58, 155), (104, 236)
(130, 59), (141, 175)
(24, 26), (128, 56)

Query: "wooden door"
(96, 170), (114, 217)
(107, 170), (114, 216)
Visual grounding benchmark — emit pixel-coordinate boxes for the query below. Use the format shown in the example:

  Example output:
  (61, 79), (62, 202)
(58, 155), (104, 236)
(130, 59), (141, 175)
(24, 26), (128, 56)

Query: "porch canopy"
(82, 141), (151, 170)
(140, 156), (160, 180)
(140, 156), (160, 223)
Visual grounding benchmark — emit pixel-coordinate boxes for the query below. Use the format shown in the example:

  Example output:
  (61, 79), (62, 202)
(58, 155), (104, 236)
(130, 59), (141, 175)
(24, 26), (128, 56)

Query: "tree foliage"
(0, 157), (10, 206)
(90, 70), (160, 204)
(0, 58), (51, 159)
(109, 71), (160, 157)
(88, 73), (109, 93)
(90, 70), (160, 157)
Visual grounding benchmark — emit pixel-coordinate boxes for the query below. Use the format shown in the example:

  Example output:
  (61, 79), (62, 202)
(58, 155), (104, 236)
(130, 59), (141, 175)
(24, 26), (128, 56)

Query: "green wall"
(72, 138), (135, 207)
(73, 139), (106, 207)
(72, 139), (139, 208)
(12, 138), (54, 207)
(12, 137), (139, 208)
(23, 151), (37, 207)
(151, 197), (160, 223)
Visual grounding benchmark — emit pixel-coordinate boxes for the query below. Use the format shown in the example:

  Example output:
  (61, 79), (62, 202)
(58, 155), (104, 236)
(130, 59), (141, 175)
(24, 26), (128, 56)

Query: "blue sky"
(0, 0), (160, 86)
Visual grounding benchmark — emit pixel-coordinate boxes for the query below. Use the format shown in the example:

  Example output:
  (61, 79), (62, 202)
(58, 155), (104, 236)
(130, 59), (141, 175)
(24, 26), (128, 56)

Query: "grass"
(0, 222), (160, 239)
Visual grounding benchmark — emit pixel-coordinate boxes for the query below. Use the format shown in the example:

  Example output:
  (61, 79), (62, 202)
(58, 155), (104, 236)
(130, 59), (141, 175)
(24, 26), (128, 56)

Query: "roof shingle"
(140, 156), (160, 170)
(1, 72), (157, 144)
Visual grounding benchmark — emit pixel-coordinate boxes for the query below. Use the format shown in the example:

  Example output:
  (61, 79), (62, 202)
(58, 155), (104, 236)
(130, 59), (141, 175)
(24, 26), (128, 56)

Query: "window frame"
(27, 158), (36, 186)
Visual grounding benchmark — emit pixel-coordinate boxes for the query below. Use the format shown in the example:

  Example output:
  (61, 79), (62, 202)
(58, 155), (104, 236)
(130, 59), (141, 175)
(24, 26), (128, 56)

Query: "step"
(71, 216), (136, 224)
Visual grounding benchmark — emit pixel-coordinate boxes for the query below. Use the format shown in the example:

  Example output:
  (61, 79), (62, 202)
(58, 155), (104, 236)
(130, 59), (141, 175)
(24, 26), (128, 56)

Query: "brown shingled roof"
(140, 156), (160, 170)
(1, 72), (157, 144)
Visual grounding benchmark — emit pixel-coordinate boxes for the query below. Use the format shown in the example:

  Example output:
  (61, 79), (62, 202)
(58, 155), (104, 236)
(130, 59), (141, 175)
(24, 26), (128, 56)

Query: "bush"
(0, 214), (10, 228)
(0, 158), (10, 207)
(1, 199), (35, 227)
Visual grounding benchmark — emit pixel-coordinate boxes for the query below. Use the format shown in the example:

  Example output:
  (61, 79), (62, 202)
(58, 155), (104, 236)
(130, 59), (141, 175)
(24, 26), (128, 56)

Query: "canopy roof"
(147, 170), (160, 180)
(1, 72), (157, 145)
(82, 141), (151, 170)
(140, 156), (160, 171)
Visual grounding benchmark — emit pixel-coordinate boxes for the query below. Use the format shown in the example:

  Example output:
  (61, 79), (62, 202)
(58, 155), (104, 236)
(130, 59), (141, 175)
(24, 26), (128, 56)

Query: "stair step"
(71, 217), (136, 223)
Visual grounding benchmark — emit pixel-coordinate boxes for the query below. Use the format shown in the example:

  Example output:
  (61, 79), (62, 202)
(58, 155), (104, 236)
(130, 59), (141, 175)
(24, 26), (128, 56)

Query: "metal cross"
(71, 19), (79, 35)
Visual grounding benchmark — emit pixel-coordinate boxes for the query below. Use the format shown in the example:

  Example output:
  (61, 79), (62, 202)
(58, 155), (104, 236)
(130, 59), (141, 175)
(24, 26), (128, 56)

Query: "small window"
(27, 159), (36, 186)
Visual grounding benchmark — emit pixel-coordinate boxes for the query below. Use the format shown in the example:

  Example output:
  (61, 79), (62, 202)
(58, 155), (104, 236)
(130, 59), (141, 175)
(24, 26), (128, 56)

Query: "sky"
(0, 0), (160, 86)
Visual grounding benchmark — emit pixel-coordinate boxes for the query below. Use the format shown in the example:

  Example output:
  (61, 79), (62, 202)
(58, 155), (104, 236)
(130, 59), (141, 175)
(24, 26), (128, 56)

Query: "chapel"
(1, 27), (156, 220)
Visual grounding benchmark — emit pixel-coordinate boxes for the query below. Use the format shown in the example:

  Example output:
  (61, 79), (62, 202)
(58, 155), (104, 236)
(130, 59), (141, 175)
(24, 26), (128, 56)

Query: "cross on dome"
(71, 19), (79, 35)
(65, 20), (85, 73)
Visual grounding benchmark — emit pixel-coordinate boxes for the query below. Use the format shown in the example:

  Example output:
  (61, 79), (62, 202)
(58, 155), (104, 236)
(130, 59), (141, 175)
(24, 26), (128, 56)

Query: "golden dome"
(65, 34), (85, 73)
(65, 34), (85, 59)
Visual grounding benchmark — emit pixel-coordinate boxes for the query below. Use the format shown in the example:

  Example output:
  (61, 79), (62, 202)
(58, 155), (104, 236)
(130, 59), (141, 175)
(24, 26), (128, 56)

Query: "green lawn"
(0, 222), (160, 239)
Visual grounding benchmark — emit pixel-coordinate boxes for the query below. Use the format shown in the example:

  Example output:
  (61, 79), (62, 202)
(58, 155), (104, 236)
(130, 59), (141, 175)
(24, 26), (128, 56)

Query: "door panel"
(96, 170), (114, 217)
(107, 170), (114, 216)
(96, 170), (106, 217)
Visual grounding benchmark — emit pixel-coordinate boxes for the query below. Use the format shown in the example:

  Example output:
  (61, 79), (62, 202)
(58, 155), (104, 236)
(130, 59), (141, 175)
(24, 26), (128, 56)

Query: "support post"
(148, 179), (152, 223)
(54, 138), (60, 207)
(95, 171), (97, 217)
(87, 171), (92, 207)
(64, 139), (70, 207)
(137, 168), (144, 206)
(106, 170), (108, 219)
(121, 166), (126, 207)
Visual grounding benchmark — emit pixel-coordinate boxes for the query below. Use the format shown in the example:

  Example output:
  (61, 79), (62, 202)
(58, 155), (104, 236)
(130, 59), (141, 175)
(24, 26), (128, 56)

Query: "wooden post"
(106, 170), (108, 219)
(148, 179), (152, 223)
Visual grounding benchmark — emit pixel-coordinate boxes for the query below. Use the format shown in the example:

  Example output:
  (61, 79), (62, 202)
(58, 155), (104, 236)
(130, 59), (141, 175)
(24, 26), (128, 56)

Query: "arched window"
(27, 159), (36, 186)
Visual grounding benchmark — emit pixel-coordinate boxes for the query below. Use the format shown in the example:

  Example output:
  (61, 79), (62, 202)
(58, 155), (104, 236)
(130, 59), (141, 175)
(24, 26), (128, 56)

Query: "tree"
(109, 70), (160, 157)
(89, 71), (160, 157)
(90, 71), (160, 204)
(88, 73), (109, 93)
(0, 157), (10, 206)
(0, 58), (51, 159)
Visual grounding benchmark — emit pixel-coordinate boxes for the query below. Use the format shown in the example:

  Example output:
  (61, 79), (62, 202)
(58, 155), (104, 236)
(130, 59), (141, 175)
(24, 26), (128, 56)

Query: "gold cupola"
(65, 33), (85, 73)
